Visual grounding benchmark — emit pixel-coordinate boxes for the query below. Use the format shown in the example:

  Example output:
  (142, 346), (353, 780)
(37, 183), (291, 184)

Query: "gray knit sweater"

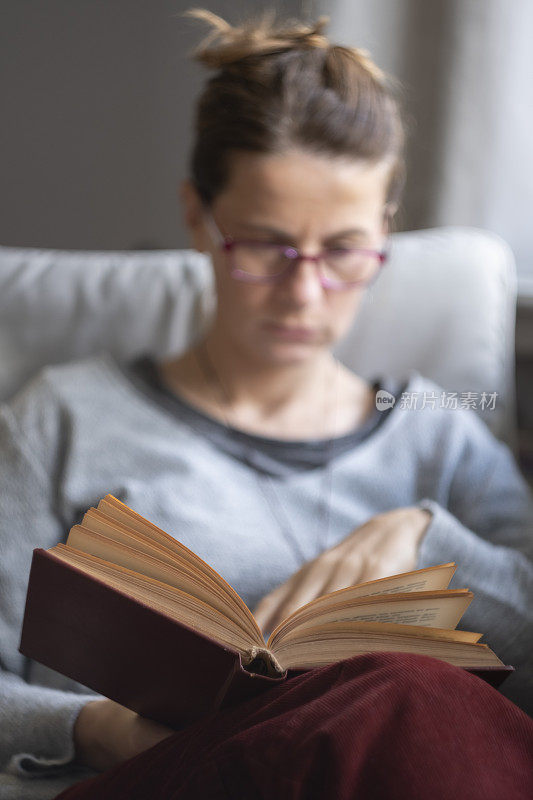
(1, 352), (533, 799)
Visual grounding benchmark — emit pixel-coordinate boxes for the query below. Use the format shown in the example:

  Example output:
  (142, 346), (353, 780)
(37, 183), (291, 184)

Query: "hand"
(252, 506), (432, 637)
(73, 698), (174, 772)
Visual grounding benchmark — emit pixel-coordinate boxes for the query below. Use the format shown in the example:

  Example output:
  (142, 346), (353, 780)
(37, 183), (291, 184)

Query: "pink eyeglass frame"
(202, 207), (389, 290)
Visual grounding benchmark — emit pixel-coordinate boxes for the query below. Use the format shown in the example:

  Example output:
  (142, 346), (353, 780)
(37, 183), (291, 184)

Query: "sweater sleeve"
(415, 410), (533, 713)
(0, 670), (99, 778)
(0, 382), (102, 777)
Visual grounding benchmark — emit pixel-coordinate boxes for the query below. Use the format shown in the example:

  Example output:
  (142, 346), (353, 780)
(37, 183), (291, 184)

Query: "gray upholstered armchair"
(0, 226), (518, 452)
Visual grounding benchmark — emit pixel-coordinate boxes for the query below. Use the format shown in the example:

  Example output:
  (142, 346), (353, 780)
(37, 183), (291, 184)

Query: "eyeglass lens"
(230, 242), (380, 285)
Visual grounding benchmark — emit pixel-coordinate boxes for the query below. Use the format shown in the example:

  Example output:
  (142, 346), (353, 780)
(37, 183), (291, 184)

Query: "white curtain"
(320, 0), (533, 286)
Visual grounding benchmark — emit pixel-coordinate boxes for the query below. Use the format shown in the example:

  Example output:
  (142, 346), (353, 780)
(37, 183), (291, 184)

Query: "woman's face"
(182, 148), (392, 367)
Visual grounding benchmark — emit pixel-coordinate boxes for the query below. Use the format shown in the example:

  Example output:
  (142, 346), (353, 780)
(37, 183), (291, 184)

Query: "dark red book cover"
(19, 548), (513, 729)
(19, 549), (285, 728)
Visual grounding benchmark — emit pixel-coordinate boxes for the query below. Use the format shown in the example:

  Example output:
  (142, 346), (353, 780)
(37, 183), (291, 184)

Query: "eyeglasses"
(203, 207), (388, 290)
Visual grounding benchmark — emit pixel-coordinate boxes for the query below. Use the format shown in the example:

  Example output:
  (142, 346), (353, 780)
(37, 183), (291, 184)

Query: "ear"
(381, 202), (397, 237)
(179, 179), (210, 253)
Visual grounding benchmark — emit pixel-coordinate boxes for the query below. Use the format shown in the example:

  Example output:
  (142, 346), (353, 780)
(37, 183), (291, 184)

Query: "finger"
(318, 553), (365, 596)
(137, 716), (175, 747)
(264, 557), (337, 628)
(127, 716), (174, 759)
(252, 582), (294, 633)
(356, 554), (406, 586)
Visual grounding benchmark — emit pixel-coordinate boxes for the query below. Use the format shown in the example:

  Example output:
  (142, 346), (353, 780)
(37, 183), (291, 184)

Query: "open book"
(19, 495), (512, 727)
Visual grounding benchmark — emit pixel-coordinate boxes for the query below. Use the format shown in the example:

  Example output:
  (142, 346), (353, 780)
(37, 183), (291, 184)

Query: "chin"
(254, 338), (327, 365)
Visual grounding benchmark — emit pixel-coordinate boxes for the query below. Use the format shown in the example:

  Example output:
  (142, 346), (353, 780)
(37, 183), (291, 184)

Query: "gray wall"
(4, 0), (530, 275)
(1, 0), (302, 251)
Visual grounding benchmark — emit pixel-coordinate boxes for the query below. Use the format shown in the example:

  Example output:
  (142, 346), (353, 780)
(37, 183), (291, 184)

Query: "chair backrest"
(0, 226), (517, 451)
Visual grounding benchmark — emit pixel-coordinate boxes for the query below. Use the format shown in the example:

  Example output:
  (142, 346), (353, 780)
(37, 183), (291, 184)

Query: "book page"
(328, 563), (457, 598)
(268, 591), (473, 649)
(271, 626), (503, 671)
(93, 497), (264, 641)
(50, 544), (258, 653)
(273, 620), (484, 647)
(267, 563), (457, 632)
(67, 525), (259, 641)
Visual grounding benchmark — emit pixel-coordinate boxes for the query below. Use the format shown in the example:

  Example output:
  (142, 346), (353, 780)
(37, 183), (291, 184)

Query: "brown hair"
(181, 7), (406, 213)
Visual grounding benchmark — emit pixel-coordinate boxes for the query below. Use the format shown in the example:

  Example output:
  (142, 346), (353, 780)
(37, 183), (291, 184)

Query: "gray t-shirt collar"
(123, 356), (406, 476)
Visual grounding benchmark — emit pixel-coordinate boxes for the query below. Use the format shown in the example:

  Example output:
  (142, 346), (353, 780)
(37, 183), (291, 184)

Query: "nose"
(279, 255), (324, 306)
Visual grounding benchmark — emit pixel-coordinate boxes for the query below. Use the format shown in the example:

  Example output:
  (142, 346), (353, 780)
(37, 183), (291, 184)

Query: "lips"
(263, 321), (317, 341)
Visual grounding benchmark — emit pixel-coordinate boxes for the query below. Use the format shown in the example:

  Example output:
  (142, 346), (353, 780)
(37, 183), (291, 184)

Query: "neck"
(198, 329), (336, 421)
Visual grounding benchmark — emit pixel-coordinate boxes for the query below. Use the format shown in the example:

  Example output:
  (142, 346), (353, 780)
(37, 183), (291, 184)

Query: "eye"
(329, 245), (358, 252)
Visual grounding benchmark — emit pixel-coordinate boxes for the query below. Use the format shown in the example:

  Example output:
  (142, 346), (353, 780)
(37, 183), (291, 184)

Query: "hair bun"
(181, 7), (331, 69)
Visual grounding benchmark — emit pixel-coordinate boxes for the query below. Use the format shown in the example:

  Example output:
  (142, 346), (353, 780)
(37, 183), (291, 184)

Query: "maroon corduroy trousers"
(54, 652), (533, 800)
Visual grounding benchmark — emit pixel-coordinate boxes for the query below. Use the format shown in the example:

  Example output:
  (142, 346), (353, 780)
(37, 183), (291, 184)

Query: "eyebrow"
(236, 222), (369, 242)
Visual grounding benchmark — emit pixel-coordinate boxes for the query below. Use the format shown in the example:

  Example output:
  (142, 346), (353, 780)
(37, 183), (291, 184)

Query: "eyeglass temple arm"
(202, 207), (226, 247)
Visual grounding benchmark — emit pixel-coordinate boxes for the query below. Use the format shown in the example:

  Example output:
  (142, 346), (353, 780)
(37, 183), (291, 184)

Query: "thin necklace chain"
(194, 341), (338, 563)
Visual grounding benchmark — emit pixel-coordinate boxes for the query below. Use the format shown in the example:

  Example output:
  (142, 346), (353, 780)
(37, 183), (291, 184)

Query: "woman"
(1, 8), (532, 800)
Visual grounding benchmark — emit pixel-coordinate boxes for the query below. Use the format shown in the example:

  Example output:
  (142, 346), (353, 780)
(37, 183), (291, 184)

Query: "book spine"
(219, 652), (289, 712)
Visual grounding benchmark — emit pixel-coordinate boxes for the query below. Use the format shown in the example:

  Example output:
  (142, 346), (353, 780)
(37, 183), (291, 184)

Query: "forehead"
(215, 149), (392, 221)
